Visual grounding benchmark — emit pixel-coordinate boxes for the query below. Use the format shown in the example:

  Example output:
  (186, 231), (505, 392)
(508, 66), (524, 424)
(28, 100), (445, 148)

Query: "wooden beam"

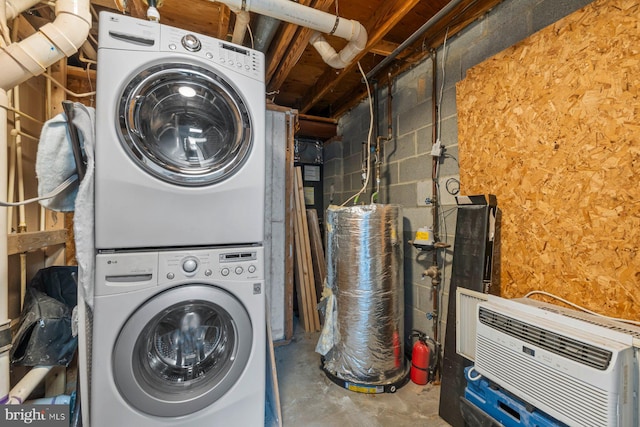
(298, 113), (336, 124)
(91, 0), (146, 16)
(16, 15), (38, 38)
(299, 0), (421, 114)
(370, 39), (400, 56)
(90, 0), (120, 10)
(215, 3), (231, 40)
(298, 116), (337, 140)
(267, 0), (334, 92)
(128, 0), (147, 19)
(8, 230), (67, 255)
(265, 0), (314, 84)
(68, 65), (97, 81)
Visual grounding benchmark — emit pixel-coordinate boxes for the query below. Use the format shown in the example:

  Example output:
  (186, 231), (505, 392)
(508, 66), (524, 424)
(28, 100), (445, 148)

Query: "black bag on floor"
(10, 266), (78, 366)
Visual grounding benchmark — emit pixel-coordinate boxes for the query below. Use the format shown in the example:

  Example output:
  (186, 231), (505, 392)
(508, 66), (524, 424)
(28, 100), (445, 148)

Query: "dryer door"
(118, 63), (252, 186)
(112, 285), (252, 417)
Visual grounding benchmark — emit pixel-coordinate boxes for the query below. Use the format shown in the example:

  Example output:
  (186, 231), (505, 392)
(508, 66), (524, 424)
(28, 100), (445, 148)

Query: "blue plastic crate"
(464, 367), (568, 427)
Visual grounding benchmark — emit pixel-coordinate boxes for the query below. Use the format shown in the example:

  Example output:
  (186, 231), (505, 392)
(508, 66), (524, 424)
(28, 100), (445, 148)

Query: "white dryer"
(95, 12), (265, 249)
(90, 247), (265, 426)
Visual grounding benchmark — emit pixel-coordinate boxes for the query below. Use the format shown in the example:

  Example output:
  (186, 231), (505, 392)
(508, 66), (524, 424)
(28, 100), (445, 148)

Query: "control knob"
(182, 34), (201, 52)
(182, 258), (198, 273)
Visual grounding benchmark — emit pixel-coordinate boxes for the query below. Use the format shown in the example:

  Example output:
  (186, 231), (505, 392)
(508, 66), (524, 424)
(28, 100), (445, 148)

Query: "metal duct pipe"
(366, 0), (465, 80)
(253, 14), (280, 53)
(211, 0), (367, 69)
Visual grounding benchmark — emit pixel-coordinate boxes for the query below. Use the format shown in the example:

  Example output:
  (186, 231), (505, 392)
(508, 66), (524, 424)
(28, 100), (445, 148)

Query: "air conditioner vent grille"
(538, 306), (640, 340)
(479, 307), (612, 370)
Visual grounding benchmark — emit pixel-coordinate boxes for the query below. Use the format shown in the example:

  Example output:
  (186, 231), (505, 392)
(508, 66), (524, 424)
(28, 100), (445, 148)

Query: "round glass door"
(118, 63), (252, 186)
(113, 285), (252, 417)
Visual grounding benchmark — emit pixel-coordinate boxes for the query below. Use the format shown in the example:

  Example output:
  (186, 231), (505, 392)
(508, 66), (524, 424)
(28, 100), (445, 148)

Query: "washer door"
(113, 285), (252, 417)
(118, 63), (252, 186)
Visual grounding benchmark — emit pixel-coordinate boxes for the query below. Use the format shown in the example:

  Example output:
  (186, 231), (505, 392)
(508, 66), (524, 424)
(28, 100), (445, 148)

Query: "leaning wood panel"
(456, 0), (640, 320)
(295, 167), (320, 332)
(292, 200), (311, 332)
(306, 209), (326, 303)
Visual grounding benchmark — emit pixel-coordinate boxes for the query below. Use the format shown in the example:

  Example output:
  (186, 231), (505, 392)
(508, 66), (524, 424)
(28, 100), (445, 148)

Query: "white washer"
(90, 247), (265, 426)
(95, 12), (265, 250)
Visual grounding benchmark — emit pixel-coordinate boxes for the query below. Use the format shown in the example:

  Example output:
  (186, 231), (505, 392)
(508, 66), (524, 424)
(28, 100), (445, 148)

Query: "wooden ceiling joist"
(267, 0), (334, 93)
(265, 0), (315, 84)
(370, 40), (400, 57)
(215, 3), (231, 40)
(83, 0), (503, 118)
(298, 0), (421, 114)
(329, 0), (505, 117)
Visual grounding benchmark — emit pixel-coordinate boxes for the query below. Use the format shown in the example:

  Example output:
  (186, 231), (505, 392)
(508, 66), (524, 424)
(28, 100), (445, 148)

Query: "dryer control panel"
(158, 247), (264, 283)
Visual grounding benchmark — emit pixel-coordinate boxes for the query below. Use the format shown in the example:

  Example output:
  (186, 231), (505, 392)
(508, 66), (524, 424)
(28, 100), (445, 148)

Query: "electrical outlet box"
(431, 140), (442, 157)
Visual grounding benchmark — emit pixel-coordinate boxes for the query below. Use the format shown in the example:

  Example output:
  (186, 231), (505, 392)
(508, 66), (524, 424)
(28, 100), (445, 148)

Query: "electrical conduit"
(0, 0), (91, 406)
(212, 0), (367, 69)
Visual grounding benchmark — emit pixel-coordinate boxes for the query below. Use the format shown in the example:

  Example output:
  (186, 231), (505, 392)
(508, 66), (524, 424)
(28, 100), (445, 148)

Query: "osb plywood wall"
(457, 0), (640, 319)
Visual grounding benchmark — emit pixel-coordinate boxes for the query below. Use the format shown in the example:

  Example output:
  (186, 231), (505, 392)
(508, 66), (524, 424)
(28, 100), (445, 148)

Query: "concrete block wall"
(323, 0), (594, 347)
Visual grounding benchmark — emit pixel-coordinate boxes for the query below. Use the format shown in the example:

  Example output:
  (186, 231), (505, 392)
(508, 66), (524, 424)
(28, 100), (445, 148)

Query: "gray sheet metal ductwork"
(254, 15), (280, 53)
(321, 204), (405, 385)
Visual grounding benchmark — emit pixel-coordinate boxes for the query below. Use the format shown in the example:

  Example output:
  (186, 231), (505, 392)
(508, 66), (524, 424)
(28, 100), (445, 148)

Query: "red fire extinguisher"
(409, 330), (437, 385)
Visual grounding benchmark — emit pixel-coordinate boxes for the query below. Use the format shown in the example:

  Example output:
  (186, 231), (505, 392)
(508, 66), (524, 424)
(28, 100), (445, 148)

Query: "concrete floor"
(274, 327), (450, 427)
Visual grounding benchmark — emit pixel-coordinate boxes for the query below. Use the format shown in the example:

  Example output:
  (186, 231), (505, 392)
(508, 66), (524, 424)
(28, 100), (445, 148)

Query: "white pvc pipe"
(5, 0), (40, 20)
(6, 366), (55, 404)
(0, 2), (10, 47)
(231, 9), (250, 46)
(0, 0), (91, 91)
(7, 130), (15, 233)
(309, 28), (365, 69)
(12, 89), (25, 233)
(0, 88), (8, 406)
(212, 0), (367, 69)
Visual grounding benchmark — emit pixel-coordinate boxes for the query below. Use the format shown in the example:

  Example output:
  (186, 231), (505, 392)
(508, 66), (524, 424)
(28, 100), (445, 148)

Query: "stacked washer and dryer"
(90, 12), (266, 426)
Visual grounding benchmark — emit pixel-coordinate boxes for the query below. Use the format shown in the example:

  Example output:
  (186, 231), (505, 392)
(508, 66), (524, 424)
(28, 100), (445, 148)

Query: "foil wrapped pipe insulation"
(318, 204), (405, 385)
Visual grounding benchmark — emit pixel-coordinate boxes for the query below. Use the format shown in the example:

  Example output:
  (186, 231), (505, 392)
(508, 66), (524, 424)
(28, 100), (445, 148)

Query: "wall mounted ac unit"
(474, 297), (640, 427)
(456, 287), (492, 361)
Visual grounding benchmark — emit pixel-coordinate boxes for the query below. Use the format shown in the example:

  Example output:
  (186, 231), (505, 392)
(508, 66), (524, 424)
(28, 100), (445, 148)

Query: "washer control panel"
(98, 13), (264, 81)
(158, 247), (264, 283)
(162, 26), (264, 80)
